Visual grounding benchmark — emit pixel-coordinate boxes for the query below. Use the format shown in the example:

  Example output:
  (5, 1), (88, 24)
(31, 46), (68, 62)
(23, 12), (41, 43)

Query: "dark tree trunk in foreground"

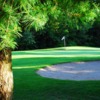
(0, 49), (13, 100)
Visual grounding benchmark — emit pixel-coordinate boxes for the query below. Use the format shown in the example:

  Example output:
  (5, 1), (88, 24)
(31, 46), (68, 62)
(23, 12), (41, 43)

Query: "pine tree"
(0, 0), (60, 99)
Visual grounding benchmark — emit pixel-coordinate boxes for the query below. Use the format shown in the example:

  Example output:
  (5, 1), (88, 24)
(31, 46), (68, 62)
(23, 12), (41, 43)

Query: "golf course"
(12, 46), (100, 100)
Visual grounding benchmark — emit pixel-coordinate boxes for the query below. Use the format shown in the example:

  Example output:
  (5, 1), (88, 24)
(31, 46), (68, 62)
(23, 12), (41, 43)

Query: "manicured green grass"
(12, 46), (100, 100)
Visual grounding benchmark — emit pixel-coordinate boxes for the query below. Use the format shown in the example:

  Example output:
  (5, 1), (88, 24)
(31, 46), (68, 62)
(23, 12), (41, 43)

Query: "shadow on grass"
(13, 68), (100, 100)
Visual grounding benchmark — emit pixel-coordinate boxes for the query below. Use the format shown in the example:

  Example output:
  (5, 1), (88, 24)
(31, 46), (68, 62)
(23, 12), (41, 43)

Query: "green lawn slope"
(12, 46), (100, 100)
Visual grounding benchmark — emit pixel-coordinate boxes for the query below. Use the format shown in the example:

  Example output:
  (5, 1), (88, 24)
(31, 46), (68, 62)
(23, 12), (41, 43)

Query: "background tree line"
(16, 0), (100, 50)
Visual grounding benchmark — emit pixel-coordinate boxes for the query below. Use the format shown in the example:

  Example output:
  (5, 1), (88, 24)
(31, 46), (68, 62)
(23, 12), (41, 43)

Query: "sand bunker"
(37, 61), (100, 80)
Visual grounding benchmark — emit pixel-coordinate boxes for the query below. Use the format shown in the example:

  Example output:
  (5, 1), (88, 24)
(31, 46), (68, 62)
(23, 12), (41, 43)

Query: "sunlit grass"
(12, 46), (100, 59)
(12, 55), (100, 59)
(13, 46), (100, 100)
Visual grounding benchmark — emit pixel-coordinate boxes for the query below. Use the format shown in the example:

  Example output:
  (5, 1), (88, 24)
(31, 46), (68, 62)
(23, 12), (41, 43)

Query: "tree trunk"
(0, 49), (13, 100)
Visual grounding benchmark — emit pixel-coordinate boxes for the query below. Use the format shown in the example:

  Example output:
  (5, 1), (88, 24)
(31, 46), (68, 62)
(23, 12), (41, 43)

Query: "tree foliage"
(0, 0), (100, 50)
(0, 0), (60, 50)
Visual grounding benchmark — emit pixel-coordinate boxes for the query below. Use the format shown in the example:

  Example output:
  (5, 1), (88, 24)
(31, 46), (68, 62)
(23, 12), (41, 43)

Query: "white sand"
(37, 61), (100, 80)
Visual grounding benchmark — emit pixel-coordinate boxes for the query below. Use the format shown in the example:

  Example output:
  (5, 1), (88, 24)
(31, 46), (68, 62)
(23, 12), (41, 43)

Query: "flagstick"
(61, 36), (66, 47)
(64, 38), (66, 47)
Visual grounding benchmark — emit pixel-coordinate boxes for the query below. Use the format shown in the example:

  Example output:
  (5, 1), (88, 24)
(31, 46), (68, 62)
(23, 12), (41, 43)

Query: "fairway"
(12, 46), (100, 100)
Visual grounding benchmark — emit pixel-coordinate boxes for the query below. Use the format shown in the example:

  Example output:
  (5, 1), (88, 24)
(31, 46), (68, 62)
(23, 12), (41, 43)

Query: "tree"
(0, 0), (99, 100)
(0, 0), (60, 99)
(30, 0), (100, 48)
(17, 30), (36, 50)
